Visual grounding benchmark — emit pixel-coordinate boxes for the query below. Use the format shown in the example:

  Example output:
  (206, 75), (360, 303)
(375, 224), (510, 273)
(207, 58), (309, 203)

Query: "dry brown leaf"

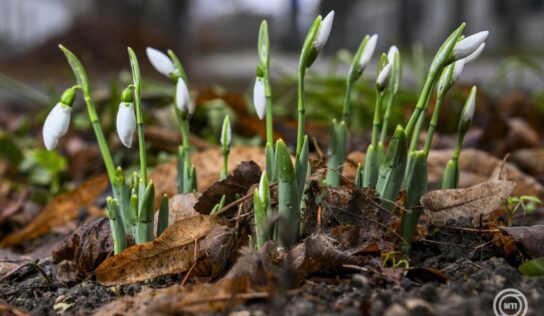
(421, 180), (516, 226)
(95, 215), (222, 285)
(0, 302), (30, 316)
(427, 149), (544, 199)
(51, 217), (113, 282)
(0, 175), (108, 248)
(500, 225), (544, 258)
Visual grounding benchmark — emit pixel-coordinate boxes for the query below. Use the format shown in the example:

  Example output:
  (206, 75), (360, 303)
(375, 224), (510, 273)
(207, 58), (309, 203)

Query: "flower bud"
(220, 115), (231, 147)
(452, 59), (465, 83)
(376, 62), (392, 91)
(43, 102), (71, 150)
(387, 45), (399, 67)
(146, 47), (176, 77)
(175, 77), (190, 112)
(358, 34), (378, 70)
(461, 86), (477, 124)
(253, 77), (266, 120)
(453, 31), (488, 60)
(116, 102), (136, 148)
(314, 11), (334, 51)
(464, 43), (485, 65)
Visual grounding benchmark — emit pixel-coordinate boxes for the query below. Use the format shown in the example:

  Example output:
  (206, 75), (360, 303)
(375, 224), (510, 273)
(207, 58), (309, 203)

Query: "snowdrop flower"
(175, 77), (190, 112)
(452, 59), (465, 83)
(314, 11), (334, 51)
(358, 34), (378, 69)
(43, 102), (72, 150)
(146, 47), (176, 77)
(387, 45), (399, 66)
(253, 77), (266, 120)
(376, 62), (392, 90)
(464, 43), (485, 65)
(116, 102), (136, 148)
(462, 86), (477, 123)
(220, 115), (231, 147)
(453, 31), (489, 60)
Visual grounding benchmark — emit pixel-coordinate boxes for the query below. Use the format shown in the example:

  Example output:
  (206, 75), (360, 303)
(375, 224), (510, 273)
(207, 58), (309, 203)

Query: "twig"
(341, 264), (368, 272)
(179, 292), (269, 306)
(215, 182), (278, 218)
(181, 239), (199, 286)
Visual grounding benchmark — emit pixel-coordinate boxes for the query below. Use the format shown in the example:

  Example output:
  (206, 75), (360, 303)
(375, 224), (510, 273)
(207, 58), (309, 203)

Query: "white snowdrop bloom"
(314, 11), (334, 51)
(220, 116), (231, 147)
(175, 77), (190, 112)
(116, 102), (136, 148)
(146, 47), (176, 77)
(462, 87), (477, 122)
(453, 31), (488, 60)
(452, 59), (465, 83)
(464, 43), (485, 65)
(358, 34), (378, 69)
(387, 45), (399, 65)
(376, 62), (392, 88)
(253, 77), (266, 120)
(43, 102), (71, 150)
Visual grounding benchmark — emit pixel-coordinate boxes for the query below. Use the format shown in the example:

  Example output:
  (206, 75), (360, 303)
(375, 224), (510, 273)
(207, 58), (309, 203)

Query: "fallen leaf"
(154, 193), (200, 226)
(50, 217), (113, 282)
(95, 215), (234, 285)
(0, 262), (19, 276)
(194, 161), (261, 215)
(422, 180), (516, 226)
(511, 148), (544, 179)
(427, 149), (544, 200)
(0, 302), (30, 316)
(0, 175), (108, 247)
(500, 225), (544, 258)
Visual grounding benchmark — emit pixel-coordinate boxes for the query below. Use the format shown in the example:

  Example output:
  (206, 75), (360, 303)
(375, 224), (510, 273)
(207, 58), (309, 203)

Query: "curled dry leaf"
(422, 180), (516, 226)
(51, 217), (113, 283)
(95, 215), (236, 285)
(194, 161), (261, 215)
(500, 225), (544, 258)
(0, 175), (108, 248)
(427, 149), (544, 200)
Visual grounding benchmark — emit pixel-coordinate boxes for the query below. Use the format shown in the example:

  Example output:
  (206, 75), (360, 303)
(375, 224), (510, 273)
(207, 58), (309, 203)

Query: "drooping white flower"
(253, 77), (266, 120)
(358, 34), (378, 69)
(376, 62), (392, 88)
(175, 77), (190, 112)
(314, 11), (334, 51)
(220, 115), (231, 147)
(116, 102), (136, 148)
(462, 86), (477, 122)
(464, 43), (485, 65)
(452, 59), (465, 83)
(146, 47), (176, 77)
(387, 45), (399, 65)
(453, 31), (489, 60)
(43, 102), (71, 150)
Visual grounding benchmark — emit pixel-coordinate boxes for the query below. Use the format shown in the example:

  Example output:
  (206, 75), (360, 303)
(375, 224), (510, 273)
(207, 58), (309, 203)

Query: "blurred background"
(1, 0), (544, 197)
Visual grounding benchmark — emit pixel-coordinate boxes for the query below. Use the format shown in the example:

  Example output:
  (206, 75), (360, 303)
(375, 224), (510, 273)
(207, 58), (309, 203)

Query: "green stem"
(380, 91), (394, 143)
(221, 149), (229, 180)
(264, 70), (273, 146)
(341, 79), (353, 126)
(128, 48), (147, 182)
(405, 73), (437, 137)
(423, 92), (446, 157)
(296, 68), (306, 159)
(371, 92), (384, 149)
(85, 96), (116, 182)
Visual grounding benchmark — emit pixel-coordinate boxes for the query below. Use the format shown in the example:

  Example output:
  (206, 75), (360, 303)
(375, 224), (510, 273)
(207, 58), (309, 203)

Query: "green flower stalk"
(253, 172), (270, 249)
(400, 150), (428, 247)
(363, 54), (391, 188)
(146, 47), (196, 193)
(106, 197), (127, 254)
(439, 86), (477, 189)
(296, 11), (334, 159)
(135, 180), (155, 244)
(326, 34), (377, 187)
(112, 166), (133, 234)
(379, 45), (402, 145)
(220, 115), (231, 180)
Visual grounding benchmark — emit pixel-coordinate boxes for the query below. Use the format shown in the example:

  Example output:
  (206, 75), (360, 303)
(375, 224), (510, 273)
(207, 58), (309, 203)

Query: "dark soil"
(2, 217), (544, 316)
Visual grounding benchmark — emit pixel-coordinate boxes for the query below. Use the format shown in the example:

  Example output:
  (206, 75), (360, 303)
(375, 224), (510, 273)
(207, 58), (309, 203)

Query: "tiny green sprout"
(275, 139), (299, 247)
(220, 115), (231, 180)
(254, 172), (270, 249)
(505, 196), (542, 226)
(210, 195), (226, 215)
(383, 252), (410, 270)
(157, 194), (169, 237)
